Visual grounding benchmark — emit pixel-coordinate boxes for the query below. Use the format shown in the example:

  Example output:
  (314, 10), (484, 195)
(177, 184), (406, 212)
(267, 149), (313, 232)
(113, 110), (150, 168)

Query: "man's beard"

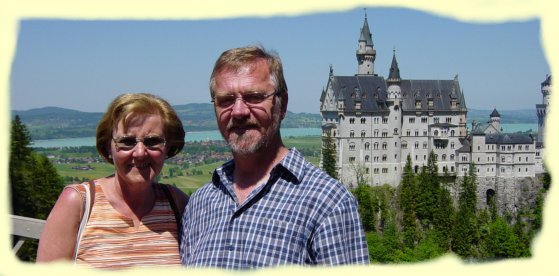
(225, 112), (281, 155)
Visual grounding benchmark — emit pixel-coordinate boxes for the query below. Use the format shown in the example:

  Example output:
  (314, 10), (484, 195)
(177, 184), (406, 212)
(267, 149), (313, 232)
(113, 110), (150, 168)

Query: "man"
(180, 45), (369, 269)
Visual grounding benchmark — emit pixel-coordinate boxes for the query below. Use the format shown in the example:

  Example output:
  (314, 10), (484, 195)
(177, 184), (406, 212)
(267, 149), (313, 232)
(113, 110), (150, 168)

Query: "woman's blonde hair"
(96, 93), (185, 164)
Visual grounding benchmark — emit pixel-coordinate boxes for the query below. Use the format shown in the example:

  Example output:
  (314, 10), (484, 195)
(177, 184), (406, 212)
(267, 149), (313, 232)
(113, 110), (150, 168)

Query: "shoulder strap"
(73, 180), (95, 261)
(161, 184), (182, 244)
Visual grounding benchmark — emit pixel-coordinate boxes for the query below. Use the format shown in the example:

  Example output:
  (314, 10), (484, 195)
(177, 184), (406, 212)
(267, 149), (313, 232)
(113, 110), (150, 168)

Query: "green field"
(52, 136), (322, 195)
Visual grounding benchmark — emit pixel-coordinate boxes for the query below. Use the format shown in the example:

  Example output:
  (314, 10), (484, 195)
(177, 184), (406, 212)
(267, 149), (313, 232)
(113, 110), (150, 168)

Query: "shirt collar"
(211, 148), (307, 188)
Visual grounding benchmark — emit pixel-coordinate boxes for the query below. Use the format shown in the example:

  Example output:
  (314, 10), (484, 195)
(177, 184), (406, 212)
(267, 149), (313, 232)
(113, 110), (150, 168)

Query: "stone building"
(320, 14), (467, 187)
(319, 14), (543, 199)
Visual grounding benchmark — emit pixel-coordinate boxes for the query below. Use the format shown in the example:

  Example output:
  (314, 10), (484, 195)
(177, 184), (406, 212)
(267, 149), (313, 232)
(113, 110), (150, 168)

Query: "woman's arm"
(36, 187), (83, 262)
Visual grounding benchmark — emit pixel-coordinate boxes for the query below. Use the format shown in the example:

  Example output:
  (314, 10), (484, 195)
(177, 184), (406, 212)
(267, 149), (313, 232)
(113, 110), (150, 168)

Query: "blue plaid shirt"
(180, 148), (369, 269)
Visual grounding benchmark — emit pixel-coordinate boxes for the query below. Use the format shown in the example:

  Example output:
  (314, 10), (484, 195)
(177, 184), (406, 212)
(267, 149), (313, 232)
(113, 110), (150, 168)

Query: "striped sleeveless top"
(69, 182), (181, 269)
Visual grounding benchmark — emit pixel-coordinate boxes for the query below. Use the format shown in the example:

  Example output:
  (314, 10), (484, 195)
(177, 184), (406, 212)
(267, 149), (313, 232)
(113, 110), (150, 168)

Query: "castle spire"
(356, 10), (376, 75)
(387, 48), (401, 83)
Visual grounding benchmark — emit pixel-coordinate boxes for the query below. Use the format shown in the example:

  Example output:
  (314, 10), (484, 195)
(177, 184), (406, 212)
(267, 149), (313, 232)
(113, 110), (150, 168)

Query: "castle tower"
(489, 108), (501, 132)
(356, 13), (376, 75)
(536, 75), (551, 144)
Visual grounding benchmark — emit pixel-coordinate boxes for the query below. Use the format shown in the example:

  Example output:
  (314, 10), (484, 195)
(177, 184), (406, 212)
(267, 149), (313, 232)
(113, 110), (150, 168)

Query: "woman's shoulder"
(157, 183), (189, 211)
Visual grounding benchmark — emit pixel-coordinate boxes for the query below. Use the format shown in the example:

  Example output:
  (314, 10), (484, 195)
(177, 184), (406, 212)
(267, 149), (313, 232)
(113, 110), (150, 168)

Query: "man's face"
(212, 60), (285, 155)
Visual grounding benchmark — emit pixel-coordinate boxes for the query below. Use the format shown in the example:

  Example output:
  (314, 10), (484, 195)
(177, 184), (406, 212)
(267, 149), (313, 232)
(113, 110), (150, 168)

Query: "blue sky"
(10, 7), (549, 114)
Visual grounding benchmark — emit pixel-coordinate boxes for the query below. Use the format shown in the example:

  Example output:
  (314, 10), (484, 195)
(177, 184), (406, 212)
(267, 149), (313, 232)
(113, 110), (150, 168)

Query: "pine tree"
(10, 115), (34, 216)
(399, 154), (421, 247)
(10, 116), (65, 261)
(352, 184), (376, 231)
(321, 132), (338, 179)
(452, 162), (480, 258)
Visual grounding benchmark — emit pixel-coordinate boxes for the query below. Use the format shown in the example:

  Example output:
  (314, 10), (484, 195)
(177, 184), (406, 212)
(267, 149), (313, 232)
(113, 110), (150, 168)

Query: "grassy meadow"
(50, 136), (322, 195)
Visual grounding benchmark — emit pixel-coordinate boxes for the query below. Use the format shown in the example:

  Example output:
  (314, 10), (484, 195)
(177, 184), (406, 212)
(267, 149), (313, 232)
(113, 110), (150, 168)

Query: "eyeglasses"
(211, 91), (279, 108)
(112, 135), (166, 151)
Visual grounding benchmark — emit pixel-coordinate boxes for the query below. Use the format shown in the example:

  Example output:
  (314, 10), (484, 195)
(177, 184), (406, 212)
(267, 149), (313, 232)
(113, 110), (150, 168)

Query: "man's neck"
(231, 144), (289, 204)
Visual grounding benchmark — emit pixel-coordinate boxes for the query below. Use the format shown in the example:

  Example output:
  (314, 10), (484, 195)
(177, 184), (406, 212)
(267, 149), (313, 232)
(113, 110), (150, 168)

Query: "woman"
(37, 93), (188, 269)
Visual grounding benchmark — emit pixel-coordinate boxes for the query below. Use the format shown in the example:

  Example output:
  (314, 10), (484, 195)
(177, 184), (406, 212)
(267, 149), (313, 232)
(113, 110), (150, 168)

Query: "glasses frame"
(211, 91), (280, 109)
(112, 135), (167, 151)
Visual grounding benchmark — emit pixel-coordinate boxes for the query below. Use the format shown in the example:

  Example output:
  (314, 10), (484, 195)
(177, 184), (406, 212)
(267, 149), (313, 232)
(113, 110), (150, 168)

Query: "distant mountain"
(12, 104), (322, 140)
(12, 105), (536, 141)
(467, 108), (537, 124)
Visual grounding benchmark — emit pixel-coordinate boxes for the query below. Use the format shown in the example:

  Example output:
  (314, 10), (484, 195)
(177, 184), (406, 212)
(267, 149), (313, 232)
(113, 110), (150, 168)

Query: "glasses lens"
(214, 95), (236, 108)
(143, 136), (166, 149)
(243, 92), (268, 104)
(115, 137), (137, 150)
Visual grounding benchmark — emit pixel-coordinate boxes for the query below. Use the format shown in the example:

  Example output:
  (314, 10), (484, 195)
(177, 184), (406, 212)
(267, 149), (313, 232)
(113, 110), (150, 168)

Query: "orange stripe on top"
(74, 182), (181, 269)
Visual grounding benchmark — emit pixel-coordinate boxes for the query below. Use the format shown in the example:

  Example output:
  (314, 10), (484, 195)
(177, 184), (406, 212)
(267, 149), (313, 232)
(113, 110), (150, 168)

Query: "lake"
(30, 124), (537, 148)
(30, 127), (322, 148)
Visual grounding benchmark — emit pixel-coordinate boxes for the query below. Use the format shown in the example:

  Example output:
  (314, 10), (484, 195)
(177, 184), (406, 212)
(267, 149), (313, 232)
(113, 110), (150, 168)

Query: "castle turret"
(537, 75), (551, 144)
(489, 108), (501, 132)
(356, 12), (376, 75)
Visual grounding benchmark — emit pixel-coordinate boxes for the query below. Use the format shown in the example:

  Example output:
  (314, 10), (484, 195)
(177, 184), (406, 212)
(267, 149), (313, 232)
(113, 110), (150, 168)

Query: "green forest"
(321, 134), (549, 262)
(10, 117), (548, 263)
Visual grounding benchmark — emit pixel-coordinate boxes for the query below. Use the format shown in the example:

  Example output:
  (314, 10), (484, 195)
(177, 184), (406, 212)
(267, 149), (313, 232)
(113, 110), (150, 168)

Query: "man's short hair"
(209, 45), (288, 98)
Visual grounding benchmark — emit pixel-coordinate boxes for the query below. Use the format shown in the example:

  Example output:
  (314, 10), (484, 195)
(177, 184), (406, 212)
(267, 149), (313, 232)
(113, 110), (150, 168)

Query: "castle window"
(349, 143), (356, 151)
(365, 155), (370, 162)
(451, 142), (455, 149)
(350, 130), (355, 137)
(406, 130), (411, 136)
(382, 117), (388, 124)
(349, 157), (356, 162)
(415, 142), (419, 149)
(434, 117), (440, 124)
(450, 154), (455, 161)
(446, 117), (452, 123)
(402, 141), (408, 149)
(349, 118), (355, 124)
(394, 128), (398, 135)
(382, 142), (387, 150)
(415, 130), (419, 136)
(525, 145), (530, 150)
(365, 142), (370, 150)
(416, 100), (421, 109)
(409, 117), (415, 123)
(450, 130), (455, 136)
(423, 142), (428, 149)
(451, 166), (455, 172)
(382, 131), (388, 137)
(421, 117), (428, 123)
(361, 118), (366, 124)
(374, 130), (379, 137)
(361, 131), (366, 137)
(374, 143), (379, 150)
(382, 154), (387, 161)
(382, 168), (388, 173)
(423, 130), (428, 136)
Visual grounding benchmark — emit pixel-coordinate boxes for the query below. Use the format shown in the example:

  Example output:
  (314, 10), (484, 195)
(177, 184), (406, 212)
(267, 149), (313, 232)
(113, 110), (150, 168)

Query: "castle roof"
(328, 75), (466, 113)
(387, 50), (401, 82)
(359, 15), (373, 46)
(485, 133), (534, 144)
(490, 108), (500, 118)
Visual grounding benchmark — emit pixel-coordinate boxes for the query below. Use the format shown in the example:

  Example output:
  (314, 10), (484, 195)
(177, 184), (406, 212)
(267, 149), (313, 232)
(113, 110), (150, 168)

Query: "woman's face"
(110, 114), (168, 187)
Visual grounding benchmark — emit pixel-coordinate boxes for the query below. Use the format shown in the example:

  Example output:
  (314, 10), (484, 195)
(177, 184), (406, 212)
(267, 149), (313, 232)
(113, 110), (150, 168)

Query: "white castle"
(319, 14), (550, 191)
